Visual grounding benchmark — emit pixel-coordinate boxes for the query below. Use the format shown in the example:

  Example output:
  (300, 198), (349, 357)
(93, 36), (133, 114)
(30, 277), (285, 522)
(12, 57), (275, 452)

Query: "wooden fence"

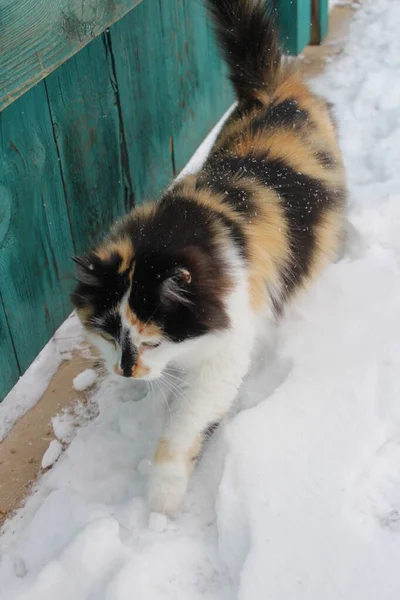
(0, 0), (328, 401)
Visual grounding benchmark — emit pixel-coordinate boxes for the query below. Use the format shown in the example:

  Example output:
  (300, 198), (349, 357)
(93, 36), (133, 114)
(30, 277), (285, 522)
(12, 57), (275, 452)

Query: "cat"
(71, 0), (346, 514)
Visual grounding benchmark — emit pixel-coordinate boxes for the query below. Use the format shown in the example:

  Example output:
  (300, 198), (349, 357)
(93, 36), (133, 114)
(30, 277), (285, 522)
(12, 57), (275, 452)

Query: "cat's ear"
(160, 267), (192, 308)
(72, 251), (125, 286)
(72, 255), (102, 287)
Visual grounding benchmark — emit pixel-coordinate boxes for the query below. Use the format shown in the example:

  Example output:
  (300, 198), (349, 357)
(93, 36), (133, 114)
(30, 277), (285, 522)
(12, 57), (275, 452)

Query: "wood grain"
(162, 0), (233, 174)
(0, 0), (235, 400)
(0, 0), (143, 111)
(311, 0), (329, 45)
(0, 80), (75, 373)
(109, 0), (234, 205)
(109, 0), (175, 204)
(0, 293), (20, 400)
(277, 0), (312, 55)
(45, 33), (133, 254)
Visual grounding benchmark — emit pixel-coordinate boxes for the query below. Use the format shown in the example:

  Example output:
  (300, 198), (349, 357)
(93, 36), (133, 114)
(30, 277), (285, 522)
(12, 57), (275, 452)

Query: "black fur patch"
(203, 421), (220, 438)
(250, 98), (310, 133)
(206, 152), (341, 303)
(196, 178), (258, 218)
(100, 312), (122, 340)
(315, 150), (336, 169)
(71, 253), (131, 327)
(205, 0), (282, 101)
(120, 330), (137, 377)
(161, 193), (247, 259)
(87, 194), (234, 344)
(325, 101), (338, 128)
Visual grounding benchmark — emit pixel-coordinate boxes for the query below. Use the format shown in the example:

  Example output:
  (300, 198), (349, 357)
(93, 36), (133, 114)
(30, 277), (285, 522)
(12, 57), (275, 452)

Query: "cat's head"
(71, 201), (234, 380)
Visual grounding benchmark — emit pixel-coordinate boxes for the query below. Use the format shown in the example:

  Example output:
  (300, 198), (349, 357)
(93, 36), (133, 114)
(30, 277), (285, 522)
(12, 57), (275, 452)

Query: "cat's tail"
(205, 0), (287, 104)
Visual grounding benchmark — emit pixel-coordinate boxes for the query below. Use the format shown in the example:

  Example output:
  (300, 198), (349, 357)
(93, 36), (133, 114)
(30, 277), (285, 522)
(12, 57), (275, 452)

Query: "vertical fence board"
(0, 81), (74, 373)
(311, 0), (329, 44)
(161, 0), (233, 174)
(0, 294), (20, 399)
(0, 0), (246, 401)
(110, 0), (174, 205)
(277, 0), (312, 55)
(45, 34), (133, 255)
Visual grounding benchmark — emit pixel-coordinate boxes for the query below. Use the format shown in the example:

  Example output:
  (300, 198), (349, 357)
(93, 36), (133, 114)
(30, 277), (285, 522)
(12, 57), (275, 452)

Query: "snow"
(51, 413), (75, 444)
(0, 314), (84, 442)
(41, 440), (63, 470)
(148, 512), (169, 533)
(2, 0), (400, 597)
(72, 369), (98, 392)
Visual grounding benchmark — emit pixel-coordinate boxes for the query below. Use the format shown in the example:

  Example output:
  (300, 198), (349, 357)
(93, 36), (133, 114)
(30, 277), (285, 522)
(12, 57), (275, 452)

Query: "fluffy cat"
(72, 0), (346, 514)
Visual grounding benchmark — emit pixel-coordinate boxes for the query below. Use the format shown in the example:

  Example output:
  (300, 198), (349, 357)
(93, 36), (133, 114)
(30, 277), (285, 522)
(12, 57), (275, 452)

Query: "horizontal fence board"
(0, 0), (143, 112)
(0, 294), (20, 400)
(0, 81), (75, 372)
(45, 33), (134, 255)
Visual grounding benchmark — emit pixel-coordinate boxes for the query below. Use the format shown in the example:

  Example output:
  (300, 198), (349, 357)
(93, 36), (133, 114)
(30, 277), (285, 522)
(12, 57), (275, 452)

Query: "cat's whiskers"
(164, 370), (193, 389)
(160, 375), (189, 409)
(154, 378), (172, 424)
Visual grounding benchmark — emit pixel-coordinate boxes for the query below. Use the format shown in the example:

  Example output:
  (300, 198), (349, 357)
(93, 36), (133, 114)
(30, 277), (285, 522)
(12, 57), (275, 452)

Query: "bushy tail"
(205, 0), (284, 103)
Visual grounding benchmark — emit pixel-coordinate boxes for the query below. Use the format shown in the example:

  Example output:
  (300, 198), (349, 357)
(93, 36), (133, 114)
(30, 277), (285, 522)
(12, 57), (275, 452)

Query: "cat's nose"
(114, 364), (124, 377)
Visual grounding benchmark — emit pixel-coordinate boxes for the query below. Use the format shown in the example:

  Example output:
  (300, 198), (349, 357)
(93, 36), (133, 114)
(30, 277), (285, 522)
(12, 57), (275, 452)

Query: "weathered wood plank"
(0, 80), (75, 373)
(277, 0), (312, 55)
(161, 0), (233, 174)
(0, 0), (237, 401)
(311, 0), (329, 45)
(45, 33), (133, 255)
(0, 293), (20, 400)
(109, 0), (175, 204)
(109, 0), (233, 204)
(0, 0), (143, 112)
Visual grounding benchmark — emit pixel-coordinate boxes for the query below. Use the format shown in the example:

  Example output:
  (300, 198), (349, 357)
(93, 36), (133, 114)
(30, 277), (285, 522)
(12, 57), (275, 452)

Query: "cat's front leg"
(147, 340), (252, 515)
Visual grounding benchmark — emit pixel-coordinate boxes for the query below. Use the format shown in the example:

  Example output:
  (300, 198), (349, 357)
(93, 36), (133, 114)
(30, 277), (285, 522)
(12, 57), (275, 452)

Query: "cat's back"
(193, 71), (347, 313)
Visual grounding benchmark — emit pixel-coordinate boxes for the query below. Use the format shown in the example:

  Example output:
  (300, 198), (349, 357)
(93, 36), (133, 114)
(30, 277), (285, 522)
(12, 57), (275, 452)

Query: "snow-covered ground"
(0, 315), (84, 442)
(2, 0), (400, 597)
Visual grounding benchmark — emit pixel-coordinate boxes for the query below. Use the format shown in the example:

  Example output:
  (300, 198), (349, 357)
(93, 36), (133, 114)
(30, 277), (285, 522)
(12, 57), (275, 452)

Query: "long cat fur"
(72, 0), (346, 514)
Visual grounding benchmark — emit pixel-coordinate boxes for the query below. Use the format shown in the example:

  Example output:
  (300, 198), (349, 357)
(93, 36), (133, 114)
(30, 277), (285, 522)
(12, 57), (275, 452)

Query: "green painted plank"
(109, 0), (175, 204)
(161, 0), (233, 174)
(45, 33), (133, 255)
(320, 0), (329, 41)
(0, 293), (20, 401)
(0, 0), (143, 112)
(109, 0), (233, 204)
(277, 0), (311, 55)
(0, 81), (75, 375)
(311, 0), (329, 44)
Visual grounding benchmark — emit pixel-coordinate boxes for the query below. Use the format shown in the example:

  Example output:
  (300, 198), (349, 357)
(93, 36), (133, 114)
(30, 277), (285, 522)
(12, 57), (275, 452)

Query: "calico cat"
(72, 0), (346, 514)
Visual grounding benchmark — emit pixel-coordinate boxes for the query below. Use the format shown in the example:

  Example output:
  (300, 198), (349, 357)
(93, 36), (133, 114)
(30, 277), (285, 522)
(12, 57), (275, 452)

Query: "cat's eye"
(100, 332), (115, 343)
(142, 341), (161, 349)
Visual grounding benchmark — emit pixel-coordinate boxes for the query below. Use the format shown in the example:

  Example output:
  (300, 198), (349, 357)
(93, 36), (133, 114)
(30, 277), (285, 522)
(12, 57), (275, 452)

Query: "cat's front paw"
(147, 462), (188, 515)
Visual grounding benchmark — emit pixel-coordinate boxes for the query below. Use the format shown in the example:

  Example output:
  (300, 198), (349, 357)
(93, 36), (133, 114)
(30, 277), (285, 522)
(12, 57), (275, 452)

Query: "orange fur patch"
(125, 305), (162, 337)
(76, 306), (94, 326)
(243, 184), (291, 311)
(311, 209), (345, 279)
(132, 356), (151, 379)
(154, 439), (175, 464)
(232, 122), (343, 192)
(95, 237), (134, 274)
(153, 436), (203, 475)
(125, 305), (138, 327)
